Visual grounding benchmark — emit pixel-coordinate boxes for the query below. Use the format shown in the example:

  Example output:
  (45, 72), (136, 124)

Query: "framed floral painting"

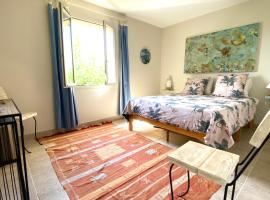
(184, 23), (260, 73)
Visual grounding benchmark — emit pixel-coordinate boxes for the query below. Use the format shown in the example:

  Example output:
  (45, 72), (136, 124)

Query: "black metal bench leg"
(21, 122), (31, 154)
(169, 164), (191, 200)
(224, 184), (229, 200)
(223, 167), (237, 200)
(178, 170), (190, 197)
(169, 163), (174, 200)
(231, 167), (238, 200)
(24, 146), (31, 154)
(33, 117), (41, 145)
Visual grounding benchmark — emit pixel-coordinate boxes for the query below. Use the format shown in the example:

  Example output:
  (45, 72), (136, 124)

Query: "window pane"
(106, 25), (116, 84)
(72, 19), (106, 86)
(62, 18), (74, 86)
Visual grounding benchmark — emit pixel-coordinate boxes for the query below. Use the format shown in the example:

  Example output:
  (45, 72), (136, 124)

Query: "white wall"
(0, 0), (162, 134)
(128, 17), (161, 97)
(0, 0), (55, 135)
(161, 0), (270, 123)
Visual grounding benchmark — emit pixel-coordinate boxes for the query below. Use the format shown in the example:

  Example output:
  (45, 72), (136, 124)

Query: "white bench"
(168, 110), (270, 200)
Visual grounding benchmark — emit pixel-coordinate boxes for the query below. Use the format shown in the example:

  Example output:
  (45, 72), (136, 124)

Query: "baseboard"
(24, 115), (124, 138)
(78, 115), (123, 128)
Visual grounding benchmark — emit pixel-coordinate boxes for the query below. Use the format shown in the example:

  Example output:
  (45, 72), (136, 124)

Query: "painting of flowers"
(184, 23), (260, 73)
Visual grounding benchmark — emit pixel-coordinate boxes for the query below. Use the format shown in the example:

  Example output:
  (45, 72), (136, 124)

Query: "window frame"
(104, 22), (117, 86)
(59, 3), (117, 88)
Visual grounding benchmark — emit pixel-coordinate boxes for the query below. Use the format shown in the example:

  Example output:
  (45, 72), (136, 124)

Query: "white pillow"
(213, 74), (248, 97)
(244, 78), (252, 97)
(182, 77), (209, 95)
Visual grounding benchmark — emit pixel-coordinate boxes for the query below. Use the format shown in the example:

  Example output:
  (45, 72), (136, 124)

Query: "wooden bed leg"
(248, 120), (254, 128)
(166, 131), (169, 142)
(129, 117), (133, 131)
(233, 129), (241, 142)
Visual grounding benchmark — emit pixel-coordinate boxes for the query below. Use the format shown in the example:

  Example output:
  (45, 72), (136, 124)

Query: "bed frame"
(128, 114), (254, 143)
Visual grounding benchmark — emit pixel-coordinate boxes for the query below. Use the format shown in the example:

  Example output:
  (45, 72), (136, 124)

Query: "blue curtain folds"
(48, 4), (78, 129)
(119, 25), (131, 114)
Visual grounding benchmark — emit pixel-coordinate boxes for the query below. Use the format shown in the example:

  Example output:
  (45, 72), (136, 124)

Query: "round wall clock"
(140, 48), (151, 64)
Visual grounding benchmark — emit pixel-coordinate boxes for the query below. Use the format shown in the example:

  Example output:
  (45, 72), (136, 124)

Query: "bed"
(123, 95), (258, 149)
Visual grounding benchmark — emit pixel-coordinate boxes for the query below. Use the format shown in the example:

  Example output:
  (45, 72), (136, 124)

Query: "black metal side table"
(0, 99), (30, 200)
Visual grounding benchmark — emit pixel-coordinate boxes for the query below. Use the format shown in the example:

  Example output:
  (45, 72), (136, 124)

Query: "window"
(61, 7), (116, 87)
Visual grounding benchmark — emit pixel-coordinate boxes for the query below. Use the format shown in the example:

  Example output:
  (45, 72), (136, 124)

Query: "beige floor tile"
(38, 188), (69, 200)
(33, 173), (64, 196)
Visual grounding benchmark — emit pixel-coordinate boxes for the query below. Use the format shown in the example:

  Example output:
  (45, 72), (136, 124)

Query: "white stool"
(21, 112), (38, 143)
(16, 112), (39, 153)
(0, 87), (40, 153)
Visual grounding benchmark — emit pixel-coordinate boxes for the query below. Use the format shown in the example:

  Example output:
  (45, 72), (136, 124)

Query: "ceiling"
(82, 0), (248, 28)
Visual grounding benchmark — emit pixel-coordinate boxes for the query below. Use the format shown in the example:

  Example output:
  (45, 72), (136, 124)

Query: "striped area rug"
(40, 123), (220, 200)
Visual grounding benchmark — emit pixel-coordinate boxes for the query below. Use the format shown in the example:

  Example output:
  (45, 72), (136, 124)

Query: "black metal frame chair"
(223, 133), (270, 200)
(169, 133), (270, 200)
(169, 110), (270, 200)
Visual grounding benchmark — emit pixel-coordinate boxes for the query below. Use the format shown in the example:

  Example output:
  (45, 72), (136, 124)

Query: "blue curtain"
(119, 25), (131, 114)
(48, 4), (78, 129)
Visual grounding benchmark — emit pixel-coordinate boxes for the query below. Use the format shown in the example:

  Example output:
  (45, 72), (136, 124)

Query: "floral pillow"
(183, 78), (209, 95)
(213, 74), (248, 98)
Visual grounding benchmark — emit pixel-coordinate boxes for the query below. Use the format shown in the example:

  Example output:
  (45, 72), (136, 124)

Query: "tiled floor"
(25, 119), (270, 200)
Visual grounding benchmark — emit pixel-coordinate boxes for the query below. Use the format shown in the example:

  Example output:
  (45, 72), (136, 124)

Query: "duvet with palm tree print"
(123, 95), (258, 150)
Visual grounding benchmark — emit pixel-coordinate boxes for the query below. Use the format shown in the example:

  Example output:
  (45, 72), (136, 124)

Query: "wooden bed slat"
(129, 114), (205, 142)
(129, 114), (246, 145)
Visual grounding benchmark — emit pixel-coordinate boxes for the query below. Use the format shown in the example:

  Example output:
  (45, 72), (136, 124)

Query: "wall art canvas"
(184, 23), (260, 73)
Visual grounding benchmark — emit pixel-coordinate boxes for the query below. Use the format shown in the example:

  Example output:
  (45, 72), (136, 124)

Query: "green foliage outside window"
(62, 16), (115, 87)
(71, 38), (106, 86)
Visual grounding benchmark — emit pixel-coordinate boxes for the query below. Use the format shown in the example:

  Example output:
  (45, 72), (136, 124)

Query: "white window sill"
(73, 84), (117, 89)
